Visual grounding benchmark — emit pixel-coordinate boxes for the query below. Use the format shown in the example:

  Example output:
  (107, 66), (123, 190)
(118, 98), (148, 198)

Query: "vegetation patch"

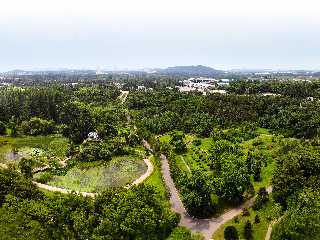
(43, 155), (147, 192)
(212, 197), (282, 240)
(0, 135), (69, 164)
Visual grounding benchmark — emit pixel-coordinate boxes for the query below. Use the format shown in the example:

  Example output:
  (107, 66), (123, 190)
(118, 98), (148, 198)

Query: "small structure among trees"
(87, 132), (99, 141)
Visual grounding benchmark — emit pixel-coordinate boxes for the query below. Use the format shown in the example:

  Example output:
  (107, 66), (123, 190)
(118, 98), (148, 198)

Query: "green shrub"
(193, 139), (202, 146)
(253, 187), (269, 210)
(244, 220), (253, 239)
(36, 172), (53, 184)
(254, 214), (260, 224)
(242, 208), (250, 216)
(168, 227), (204, 240)
(224, 225), (239, 240)
(21, 117), (55, 136)
(78, 141), (112, 162)
(0, 121), (6, 135)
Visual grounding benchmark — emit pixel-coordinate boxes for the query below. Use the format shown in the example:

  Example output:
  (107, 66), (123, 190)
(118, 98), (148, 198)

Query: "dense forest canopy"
(0, 75), (319, 239)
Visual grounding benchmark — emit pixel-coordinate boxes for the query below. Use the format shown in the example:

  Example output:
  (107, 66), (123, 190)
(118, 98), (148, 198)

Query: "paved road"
(159, 153), (272, 240)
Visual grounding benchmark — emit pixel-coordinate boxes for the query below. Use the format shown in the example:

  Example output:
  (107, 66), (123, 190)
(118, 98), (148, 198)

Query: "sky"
(0, 0), (320, 71)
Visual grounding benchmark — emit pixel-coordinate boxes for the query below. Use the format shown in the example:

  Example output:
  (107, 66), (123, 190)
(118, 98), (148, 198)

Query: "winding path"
(119, 90), (129, 104)
(159, 153), (272, 240)
(265, 214), (283, 240)
(32, 181), (97, 197)
(33, 157), (153, 197)
(125, 158), (154, 189)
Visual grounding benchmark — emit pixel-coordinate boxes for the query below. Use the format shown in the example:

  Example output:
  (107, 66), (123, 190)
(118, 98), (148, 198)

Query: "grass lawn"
(182, 136), (213, 171)
(145, 155), (170, 207)
(252, 160), (276, 192)
(159, 134), (171, 143)
(45, 155), (147, 192)
(212, 198), (280, 240)
(0, 135), (69, 164)
(240, 132), (279, 192)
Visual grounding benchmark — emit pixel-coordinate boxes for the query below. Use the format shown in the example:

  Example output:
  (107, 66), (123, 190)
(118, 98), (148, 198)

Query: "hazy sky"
(0, 0), (320, 71)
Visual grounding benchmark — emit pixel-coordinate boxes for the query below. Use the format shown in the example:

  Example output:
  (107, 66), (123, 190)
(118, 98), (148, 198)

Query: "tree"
(21, 117), (55, 136)
(272, 144), (320, 207)
(59, 101), (95, 143)
(0, 169), (43, 205)
(0, 121), (6, 135)
(93, 185), (179, 239)
(170, 131), (187, 154)
(218, 155), (250, 204)
(253, 187), (269, 210)
(181, 170), (217, 218)
(252, 160), (262, 181)
(0, 197), (49, 240)
(77, 141), (112, 162)
(18, 158), (33, 179)
(8, 117), (17, 137)
(254, 215), (260, 224)
(224, 226), (239, 240)
(244, 220), (253, 240)
(272, 188), (320, 240)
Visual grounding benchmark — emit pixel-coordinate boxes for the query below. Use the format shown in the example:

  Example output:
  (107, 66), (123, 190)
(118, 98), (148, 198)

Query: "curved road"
(159, 153), (272, 240)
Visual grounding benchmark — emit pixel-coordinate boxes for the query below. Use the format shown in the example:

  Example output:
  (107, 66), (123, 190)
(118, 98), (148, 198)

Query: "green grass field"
(212, 197), (281, 240)
(0, 135), (69, 164)
(145, 155), (169, 207)
(44, 155), (147, 192)
(170, 130), (278, 190)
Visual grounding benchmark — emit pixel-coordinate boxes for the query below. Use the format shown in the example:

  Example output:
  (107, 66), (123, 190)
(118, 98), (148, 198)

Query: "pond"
(40, 156), (147, 192)
(6, 150), (27, 161)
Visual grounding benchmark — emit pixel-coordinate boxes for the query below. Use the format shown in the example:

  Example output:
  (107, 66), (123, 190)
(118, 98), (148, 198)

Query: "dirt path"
(119, 90), (129, 104)
(32, 181), (98, 197)
(265, 214), (283, 240)
(180, 156), (191, 173)
(265, 221), (274, 240)
(129, 158), (153, 186)
(0, 163), (8, 169)
(159, 153), (272, 240)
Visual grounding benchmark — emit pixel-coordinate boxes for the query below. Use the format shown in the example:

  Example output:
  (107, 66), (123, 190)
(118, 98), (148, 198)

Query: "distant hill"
(157, 65), (223, 75)
(313, 72), (320, 77)
(3, 69), (96, 75)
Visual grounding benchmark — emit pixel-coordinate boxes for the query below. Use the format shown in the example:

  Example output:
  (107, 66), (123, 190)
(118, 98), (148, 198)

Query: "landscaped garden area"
(212, 197), (282, 240)
(158, 127), (278, 192)
(35, 155), (147, 192)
